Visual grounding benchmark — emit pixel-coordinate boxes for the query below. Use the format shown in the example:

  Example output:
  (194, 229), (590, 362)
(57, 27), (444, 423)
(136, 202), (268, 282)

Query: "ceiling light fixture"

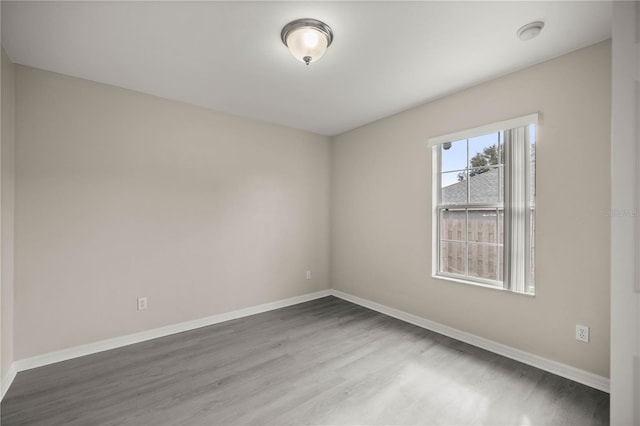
(517, 21), (544, 41)
(281, 18), (333, 65)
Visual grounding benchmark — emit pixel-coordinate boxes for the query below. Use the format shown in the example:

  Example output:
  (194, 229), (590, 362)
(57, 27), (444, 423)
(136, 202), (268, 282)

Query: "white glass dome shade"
(281, 19), (333, 65)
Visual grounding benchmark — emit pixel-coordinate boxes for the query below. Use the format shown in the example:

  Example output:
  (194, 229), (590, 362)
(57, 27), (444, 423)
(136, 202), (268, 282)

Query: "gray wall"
(6, 41), (612, 382)
(14, 66), (331, 359)
(331, 41), (611, 377)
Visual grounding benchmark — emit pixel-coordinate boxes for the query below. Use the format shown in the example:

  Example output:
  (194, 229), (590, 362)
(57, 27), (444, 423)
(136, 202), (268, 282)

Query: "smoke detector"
(517, 21), (544, 41)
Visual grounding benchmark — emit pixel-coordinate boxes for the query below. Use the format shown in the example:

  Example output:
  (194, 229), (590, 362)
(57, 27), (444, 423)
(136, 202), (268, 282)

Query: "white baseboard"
(1, 287), (609, 401)
(4, 289), (332, 400)
(330, 289), (610, 393)
(1, 362), (18, 401)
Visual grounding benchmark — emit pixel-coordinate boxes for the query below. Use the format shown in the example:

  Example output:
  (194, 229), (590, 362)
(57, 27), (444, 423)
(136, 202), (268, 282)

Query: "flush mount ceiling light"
(281, 18), (333, 65)
(517, 21), (544, 41)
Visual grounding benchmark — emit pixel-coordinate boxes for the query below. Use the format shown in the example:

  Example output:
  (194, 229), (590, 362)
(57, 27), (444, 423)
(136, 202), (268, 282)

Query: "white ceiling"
(2, 1), (612, 136)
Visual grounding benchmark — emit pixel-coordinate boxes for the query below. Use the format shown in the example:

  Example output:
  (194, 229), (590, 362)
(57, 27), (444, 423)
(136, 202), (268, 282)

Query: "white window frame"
(429, 113), (538, 295)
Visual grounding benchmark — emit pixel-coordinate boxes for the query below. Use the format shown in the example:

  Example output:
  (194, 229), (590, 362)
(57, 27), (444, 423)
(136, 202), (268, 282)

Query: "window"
(430, 114), (536, 295)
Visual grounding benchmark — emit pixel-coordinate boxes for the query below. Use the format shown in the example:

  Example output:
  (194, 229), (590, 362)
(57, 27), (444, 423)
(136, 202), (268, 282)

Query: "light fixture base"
(281, 18), (334, 47)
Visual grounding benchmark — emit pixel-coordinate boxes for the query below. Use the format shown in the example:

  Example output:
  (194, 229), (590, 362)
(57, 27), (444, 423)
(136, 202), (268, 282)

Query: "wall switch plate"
(137, 297), (148, 311)
(576, 324), (589, 342)
(306, 270), (311, 280)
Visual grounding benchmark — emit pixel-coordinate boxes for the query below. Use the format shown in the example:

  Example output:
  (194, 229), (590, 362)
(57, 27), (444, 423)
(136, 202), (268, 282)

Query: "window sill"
(432, 273), (535, 297)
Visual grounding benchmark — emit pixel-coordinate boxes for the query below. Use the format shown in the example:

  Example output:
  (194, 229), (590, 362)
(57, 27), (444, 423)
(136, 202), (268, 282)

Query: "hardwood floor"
(1, 296), (609, 425)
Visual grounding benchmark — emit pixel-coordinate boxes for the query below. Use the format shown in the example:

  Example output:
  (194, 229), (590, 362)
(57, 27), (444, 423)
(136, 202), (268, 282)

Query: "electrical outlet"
(576, 324), (589, 343)
(137, 297), (148, 311)
(306, 270), (311, 280)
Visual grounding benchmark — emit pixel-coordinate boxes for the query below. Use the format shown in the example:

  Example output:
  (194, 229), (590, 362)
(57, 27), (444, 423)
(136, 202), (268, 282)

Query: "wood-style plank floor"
(1, 296), (609, 425)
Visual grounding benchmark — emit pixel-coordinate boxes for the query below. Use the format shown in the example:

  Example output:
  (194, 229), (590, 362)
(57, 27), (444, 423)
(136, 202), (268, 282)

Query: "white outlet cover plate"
(575, 324), (589, 342)
(137, 297), (148, 311)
